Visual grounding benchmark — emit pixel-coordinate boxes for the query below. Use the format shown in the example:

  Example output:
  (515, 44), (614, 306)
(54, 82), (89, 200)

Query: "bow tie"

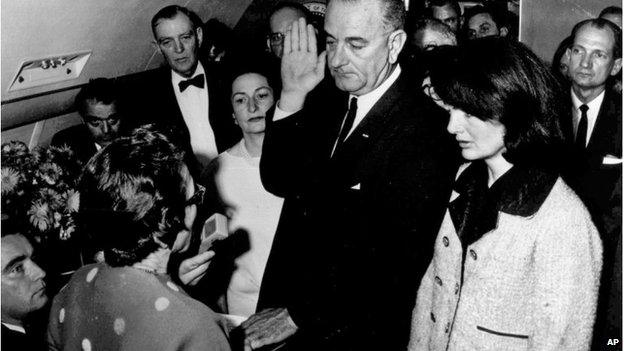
(178, 74), (205, 92)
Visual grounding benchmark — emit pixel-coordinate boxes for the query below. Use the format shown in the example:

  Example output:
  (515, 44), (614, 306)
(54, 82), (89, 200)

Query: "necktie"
(575, 104), (588, 150)
(335, 97), (358, 151)
(178, 74), (205, 92)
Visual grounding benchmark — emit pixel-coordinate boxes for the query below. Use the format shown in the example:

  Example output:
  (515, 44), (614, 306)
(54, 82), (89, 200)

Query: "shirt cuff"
(273, 101), (300, 121)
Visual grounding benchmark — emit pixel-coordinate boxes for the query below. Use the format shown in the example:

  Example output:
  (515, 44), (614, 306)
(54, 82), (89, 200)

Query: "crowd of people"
(1, 1), (621, 350)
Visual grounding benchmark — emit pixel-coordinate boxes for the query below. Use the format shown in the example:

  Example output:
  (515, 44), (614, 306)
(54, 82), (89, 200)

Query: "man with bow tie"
(130, 5), (240, 178)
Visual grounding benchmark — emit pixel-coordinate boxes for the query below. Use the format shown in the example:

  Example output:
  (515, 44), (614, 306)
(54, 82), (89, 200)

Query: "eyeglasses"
(185, 183), (206, 206)
(267, 32), (285, 46)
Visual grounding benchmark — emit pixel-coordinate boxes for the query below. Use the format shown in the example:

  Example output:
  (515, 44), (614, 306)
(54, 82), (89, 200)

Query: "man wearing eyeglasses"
(267, 2), (312, 59)
(52, 78), (124, 165)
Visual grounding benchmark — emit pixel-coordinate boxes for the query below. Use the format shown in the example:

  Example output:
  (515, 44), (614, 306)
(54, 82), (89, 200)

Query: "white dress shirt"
(571, 88), (605, 147)
(274, 65), (403, 139)
(172, 62), (218, 166)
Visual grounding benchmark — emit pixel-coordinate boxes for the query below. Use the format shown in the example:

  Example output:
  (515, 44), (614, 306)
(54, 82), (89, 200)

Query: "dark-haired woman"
(47, 129), (230, 351)
(409, 38), (602, 350)
(210, 69), (283, 317)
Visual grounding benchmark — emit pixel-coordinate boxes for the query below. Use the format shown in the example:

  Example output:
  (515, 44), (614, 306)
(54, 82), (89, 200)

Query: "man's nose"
(173, 39), (184, 53)
(580, 53), (592, 68)
(28, 260), (46, 281)
(329, 44), (347, 68)
(101, 121), (110, 134)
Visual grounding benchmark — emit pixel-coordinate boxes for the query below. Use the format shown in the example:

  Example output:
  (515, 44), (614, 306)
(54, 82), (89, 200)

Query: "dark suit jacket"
(562, 89), (622, 348)
(126, 62), (241, 178)
(563, 89), (621, 235)
(50, 124), (98, 165)
(1, 324), (46, 351)
(257, 72), (458, 350)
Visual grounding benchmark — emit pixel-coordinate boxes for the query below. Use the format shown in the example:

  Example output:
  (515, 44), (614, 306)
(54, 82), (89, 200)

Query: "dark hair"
(599, 6), (622, 18)
(151, 5), (202, 39)
(570, 18), (622, 59)
(551, 36), (573, 84)
(75, 78), (120, 116)
(78, 128), (188, 267)
(463, 4), (507, 31)
(429, 37), (566, 168)
(429, 0), (461, 18)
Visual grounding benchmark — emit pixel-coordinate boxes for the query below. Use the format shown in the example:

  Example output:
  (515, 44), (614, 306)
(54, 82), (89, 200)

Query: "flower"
(2, 142), (83, 241)
(28, 201), (51, 232)
(1, 167), (20, 195)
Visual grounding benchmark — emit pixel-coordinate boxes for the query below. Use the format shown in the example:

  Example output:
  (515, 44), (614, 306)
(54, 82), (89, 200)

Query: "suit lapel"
(587, 89), (621, 157)
(332, 74), (406, 162)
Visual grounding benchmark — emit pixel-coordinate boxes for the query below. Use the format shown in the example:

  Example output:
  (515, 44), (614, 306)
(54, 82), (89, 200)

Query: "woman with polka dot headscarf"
(47, 128), (230, 351)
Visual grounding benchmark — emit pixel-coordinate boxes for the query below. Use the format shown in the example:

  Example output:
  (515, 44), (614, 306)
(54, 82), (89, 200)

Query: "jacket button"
(430, 312), (436, 323)
(454, 283), (460, 295)
(435, 276), (443, 286)
(442, 236), (449, 247)
(469, 249), (477, 260)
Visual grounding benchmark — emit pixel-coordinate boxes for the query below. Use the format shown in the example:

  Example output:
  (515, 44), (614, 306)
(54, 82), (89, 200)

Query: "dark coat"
(126, 62), (241, 178)
(2, 324), (46, 351)
(562, 88), (622, 348)
(50, 124), (98, 165)
(257, 72), (459, 350)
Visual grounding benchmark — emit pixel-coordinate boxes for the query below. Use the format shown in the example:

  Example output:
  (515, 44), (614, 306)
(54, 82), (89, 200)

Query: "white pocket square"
(603, 155), (622, 165)
(351, 183), (361, 190)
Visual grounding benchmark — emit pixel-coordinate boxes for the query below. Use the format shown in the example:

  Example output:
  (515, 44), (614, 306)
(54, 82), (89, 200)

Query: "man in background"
(564, 17), (622, 348)
(52, 78), (124, 164)
(131, 5), (240, 177)
(428, 0), (461, 33)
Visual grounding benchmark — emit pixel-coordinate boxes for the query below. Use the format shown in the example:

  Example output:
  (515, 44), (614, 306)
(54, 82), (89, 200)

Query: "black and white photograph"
(0, 0), (621, 350)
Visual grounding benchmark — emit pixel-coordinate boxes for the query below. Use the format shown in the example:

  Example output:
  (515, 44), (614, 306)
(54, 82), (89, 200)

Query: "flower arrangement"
(1, 141), (84, 242)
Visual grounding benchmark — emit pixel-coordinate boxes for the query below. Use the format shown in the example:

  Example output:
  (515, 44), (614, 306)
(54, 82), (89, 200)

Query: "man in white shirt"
(1, 228), (48, 351)
(564, 17), (622, 349)
(135, 5), (239, 177)
(241, 0), (457, 350)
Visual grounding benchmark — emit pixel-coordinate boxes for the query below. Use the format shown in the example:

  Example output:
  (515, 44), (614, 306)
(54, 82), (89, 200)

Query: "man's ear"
(611, 58), (622, 76)
(388, 29), (407, 64)
(499, 26), (509, 37)
(196, 27), (203, 47)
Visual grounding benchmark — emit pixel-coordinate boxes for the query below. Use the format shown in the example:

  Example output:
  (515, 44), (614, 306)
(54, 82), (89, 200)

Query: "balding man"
(563, 17), (622, 349)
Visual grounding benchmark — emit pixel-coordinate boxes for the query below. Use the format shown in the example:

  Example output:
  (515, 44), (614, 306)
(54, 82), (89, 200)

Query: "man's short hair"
(570, 18), (622, 59)
(429, 0), (461, 17)
(78, 128), (187, 267)
(75, 78), (120, 117)
(463, 4), (507, 30)
(429, 38), (566, 168)
(599, 6), (622, 18)
(330, 0), (405, 31)
(151, 5), (202, 39)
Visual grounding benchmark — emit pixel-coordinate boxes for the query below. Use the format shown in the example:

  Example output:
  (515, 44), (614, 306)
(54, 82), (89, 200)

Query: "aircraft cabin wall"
(1, 0), (620, 149)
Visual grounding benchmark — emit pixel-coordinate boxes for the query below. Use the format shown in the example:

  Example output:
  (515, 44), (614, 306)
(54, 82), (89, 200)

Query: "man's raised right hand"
(279, 17), (326, 113)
